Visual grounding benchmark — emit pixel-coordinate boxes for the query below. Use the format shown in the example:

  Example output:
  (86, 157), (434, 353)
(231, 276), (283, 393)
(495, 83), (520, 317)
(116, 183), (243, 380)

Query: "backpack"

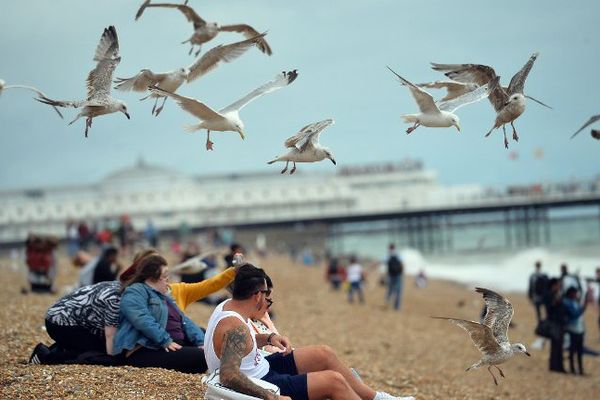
(387, 255), (403, 276)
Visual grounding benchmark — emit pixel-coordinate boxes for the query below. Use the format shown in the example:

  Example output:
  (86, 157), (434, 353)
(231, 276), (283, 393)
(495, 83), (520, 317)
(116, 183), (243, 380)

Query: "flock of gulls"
(1, 1), (598, 175)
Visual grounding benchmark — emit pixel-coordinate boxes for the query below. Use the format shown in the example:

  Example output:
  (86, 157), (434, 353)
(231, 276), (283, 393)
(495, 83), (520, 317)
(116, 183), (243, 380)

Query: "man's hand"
(270, 334), (292, 355)
(165, 342), (182, 352)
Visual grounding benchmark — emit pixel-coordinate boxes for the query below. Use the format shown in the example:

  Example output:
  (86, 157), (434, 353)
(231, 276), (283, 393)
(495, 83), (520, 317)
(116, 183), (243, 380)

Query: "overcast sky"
(0, 0), (598, 190)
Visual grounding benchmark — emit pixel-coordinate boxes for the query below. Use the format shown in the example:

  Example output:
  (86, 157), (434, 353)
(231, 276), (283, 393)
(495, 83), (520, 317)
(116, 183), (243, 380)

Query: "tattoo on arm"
(219, 325), (276, 400)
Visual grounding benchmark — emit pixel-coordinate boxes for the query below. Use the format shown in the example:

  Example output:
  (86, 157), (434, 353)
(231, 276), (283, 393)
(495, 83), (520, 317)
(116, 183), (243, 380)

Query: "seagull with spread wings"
(135, 0), (272, 57)
(114, 33), (266, 116)
(268, 118), (336, 174)
(387, 66), (499, 135)
(148, 70), (298, 150)
(431, 52), (541, 149)
(35, 26), (130, 137)
(571, 114), (600, 140)
(433, 287), (531, 386)
(0, 79), (63, 118)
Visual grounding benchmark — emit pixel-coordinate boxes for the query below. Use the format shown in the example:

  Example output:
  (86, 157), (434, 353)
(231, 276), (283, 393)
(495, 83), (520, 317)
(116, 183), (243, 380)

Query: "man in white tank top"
(204, 265), (415, 400)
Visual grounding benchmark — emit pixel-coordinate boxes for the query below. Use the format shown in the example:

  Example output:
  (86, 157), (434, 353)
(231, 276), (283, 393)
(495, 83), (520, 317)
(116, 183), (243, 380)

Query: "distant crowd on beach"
(528, 260), (600, 376)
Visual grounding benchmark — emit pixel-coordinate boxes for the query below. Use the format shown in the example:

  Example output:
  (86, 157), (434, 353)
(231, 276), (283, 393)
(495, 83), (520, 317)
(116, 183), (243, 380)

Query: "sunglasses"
(266, 298), (274, 308)
(257, 288), (272, 297)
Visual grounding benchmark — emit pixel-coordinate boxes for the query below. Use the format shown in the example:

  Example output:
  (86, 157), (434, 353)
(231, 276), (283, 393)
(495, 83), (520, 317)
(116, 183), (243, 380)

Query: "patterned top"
(46, 281), (121, 335)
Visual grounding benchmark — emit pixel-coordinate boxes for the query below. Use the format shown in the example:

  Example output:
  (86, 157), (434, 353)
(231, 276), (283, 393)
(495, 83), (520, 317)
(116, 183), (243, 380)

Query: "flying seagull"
(431, 52), (541, 149)
(114, 33), (266, 116)
(417, 79), (552, 110)
(148, 70), (298, 150)
(0, 79), (63, 118)
(432, 287), (531, 386)
(135, 1), (272, 57)
(387, 66), (499, 135)
(571, 114), (600, 139)
(268, 118), (336, 174)
(36, 26), (130, 137)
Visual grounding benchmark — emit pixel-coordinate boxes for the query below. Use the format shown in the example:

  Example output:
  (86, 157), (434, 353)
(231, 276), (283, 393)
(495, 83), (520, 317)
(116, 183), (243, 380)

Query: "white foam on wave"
(400, 247), (600, 294)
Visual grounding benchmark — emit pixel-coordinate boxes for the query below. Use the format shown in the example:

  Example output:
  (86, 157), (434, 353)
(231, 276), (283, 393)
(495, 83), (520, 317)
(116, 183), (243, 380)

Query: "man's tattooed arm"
(219, 325), (278, 400)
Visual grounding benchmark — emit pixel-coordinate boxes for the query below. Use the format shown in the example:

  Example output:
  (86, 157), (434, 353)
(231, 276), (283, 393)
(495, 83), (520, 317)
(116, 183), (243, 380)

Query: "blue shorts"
(262, 352), (308, 400)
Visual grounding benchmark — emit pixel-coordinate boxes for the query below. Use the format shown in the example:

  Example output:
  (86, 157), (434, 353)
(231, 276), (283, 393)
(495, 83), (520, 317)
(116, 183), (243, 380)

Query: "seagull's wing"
(439, 77), (500, 112)
(220, 70), (298, 113)
(148, 86), (223, 120)
(284, 119), (334, 151)
(431, 62), (508, 112)
(218, 24), (272, 55)
(87, 26), (121, 102)
(525, 95), (552, 109)
(476, 287), (514, 344)
(432, 317), (502, 356)
(113, 69), (168, 92)
(507, 52), (539, 95)
(416, 80), (477, 102)
(187, 33), (267, 83)
(3, 85), (64, 118)
(571, 114), (600, 139)
(136, 2), (206, 28)
(387, 66), (439, 114)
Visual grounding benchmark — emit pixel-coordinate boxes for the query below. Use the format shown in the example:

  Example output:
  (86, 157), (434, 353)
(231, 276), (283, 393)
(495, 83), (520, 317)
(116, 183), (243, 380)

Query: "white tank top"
(204, 300), (270, 379)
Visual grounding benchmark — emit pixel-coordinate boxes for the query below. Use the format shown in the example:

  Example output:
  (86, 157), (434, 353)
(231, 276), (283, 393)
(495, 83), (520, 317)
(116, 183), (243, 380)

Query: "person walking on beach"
(544, 278), (567, 373)
(346, 255), (365, 304)
(385, 244), (404, 310)
(563, 287), (592, 375)
(528, 260), (548, 323)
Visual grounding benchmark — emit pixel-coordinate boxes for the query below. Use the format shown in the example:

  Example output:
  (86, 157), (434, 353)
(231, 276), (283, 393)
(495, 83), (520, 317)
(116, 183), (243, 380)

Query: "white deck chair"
(203, 369), (280, 400)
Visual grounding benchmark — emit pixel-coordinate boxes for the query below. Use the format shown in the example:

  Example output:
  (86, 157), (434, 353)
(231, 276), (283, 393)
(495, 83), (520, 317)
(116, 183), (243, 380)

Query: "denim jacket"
(112, 282), (205, 355)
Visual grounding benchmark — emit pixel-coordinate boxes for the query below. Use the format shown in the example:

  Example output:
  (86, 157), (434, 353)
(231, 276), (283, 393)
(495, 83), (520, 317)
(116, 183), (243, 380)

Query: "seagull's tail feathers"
(35, 94), (80, 109)
(267, 157), (279, 165)
(68, 113), (83, 126)
(401, 114), (418, 123)
(184, 124), (203, 133)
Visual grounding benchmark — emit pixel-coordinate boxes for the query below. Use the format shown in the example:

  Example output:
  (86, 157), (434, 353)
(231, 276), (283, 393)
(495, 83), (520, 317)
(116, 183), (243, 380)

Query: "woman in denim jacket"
(113, 253), (207, 373)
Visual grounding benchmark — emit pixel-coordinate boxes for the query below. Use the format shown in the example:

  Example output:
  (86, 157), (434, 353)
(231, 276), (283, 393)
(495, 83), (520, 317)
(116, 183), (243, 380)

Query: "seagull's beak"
(238, 128), (245, 140)
(455, 123), (461, 133)
(525, 351), (531, 357)
(123, 111), (131, 120)
(330, 157), (337, 165)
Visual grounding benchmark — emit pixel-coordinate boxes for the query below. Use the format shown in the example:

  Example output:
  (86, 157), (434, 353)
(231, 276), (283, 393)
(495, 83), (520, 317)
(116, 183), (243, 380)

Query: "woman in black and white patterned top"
(44, 280), (121, 361)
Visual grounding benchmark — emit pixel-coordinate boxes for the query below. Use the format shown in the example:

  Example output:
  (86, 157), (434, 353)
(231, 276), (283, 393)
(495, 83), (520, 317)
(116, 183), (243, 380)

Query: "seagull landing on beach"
(35, 26), (130, 138)
(148, 70), (298, 150)
(433, 287), (531, 386)
(268, 118), (336, 174)
(0, 79), (63, 118)
(135, 1), (272, 57)
(387, 66), (499, 135)
(114, 33), (266, 116)
(571, 114), (600, 140)
(431, 52), (542, 149)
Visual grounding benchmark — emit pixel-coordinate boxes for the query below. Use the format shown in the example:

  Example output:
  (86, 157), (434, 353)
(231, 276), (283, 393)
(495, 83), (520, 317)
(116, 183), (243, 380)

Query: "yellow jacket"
(170, 267), (235, 311)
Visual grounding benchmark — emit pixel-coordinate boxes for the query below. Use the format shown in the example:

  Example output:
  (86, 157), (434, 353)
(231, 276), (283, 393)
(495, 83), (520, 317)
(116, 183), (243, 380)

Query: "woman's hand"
(165, 342), (182, 352)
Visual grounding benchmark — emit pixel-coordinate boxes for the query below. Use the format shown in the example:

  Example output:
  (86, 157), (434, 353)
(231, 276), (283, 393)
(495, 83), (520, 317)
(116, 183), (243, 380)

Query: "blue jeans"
(348, 281), (364, 304)
(386, 275), (403, 310)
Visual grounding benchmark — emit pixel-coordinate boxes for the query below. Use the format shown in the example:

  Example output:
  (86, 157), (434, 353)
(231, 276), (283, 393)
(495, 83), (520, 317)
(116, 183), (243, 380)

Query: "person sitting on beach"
(249, 273), (283, 354)
(204, 264), (415, 400)
(29, 248), (238, 366)
(112, 253), (208, 373)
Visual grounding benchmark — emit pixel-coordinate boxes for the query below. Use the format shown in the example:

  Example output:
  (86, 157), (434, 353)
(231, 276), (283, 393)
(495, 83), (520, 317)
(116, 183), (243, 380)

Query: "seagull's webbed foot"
(281, 161), (289, 174)
(511, 122), (519, 142)
(205, 130), (214, 151)
(487, 366), (499, 386)
(503, 125), (509, 149)
(84, 117), (92, 138)
(154, 97), (167, 116)
(406, 122), (420, 135)
(494, 365), (505, 378)
(290, 162), (297, 174)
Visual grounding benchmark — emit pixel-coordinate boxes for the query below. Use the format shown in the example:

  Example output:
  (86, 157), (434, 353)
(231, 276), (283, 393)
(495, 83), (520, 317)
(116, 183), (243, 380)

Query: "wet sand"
(1, 252), (599, 399)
